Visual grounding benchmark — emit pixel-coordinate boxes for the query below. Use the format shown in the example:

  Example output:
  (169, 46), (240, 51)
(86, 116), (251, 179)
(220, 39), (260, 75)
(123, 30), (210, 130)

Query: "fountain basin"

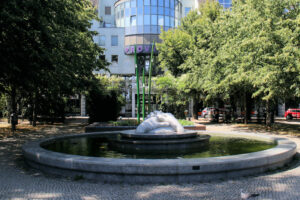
(110, 130), (210, 154)
(22, 131), (297, 183)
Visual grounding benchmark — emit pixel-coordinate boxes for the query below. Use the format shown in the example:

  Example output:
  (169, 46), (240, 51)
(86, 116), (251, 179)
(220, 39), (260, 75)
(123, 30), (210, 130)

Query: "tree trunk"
(32, 92), (37, 127)
(244, 92), (248, 124)
(192, 95), (200, 120)
(266, 101), (274, 126)
(10, 87), (17, 131)
(243, 92), (252, 124)
(246, 93), (252, 123)
(230, 95), (236, 122)
(7, 96), (11, 124)
(257, 104), (261, 124)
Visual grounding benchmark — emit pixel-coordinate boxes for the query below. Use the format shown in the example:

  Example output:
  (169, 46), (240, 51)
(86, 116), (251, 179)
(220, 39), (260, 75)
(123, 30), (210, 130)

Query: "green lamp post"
(134, 45), (140, 124)
(148, 41), (155, 114)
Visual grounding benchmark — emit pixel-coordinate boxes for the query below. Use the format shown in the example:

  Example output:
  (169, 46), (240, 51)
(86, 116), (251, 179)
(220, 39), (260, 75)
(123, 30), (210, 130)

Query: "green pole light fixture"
(142, 63), (145, 120)
(148, 41), (155, 114)
(134, 45), (140, 124)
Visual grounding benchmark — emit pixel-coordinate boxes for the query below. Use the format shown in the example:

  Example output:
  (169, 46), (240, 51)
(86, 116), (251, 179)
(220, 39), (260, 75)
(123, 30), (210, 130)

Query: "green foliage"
(87, 76), (125, 123)
(24, 94), (67, 123)
(0, 0), (107, 126)
(157, 29), (193, 76)
(153, 73), (189, 118)
(108, 120), (139, 126)
(0, 94), (7, 118)
(178, 119), (194, 126)
(157, 0), (300, 123)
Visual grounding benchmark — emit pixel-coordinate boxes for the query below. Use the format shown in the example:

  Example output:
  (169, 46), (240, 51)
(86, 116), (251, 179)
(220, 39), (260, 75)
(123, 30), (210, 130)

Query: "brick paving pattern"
(0, 124), (300, 200)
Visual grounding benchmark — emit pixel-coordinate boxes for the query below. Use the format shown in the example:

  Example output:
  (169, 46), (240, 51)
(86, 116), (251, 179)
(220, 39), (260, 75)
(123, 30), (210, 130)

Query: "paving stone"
(0, 124), (300, 200)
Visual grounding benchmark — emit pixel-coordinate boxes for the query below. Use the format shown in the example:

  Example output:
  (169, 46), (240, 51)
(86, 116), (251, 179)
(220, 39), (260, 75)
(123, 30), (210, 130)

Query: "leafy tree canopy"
(157, 0), (300, 123)
(0, 0), (107, 128)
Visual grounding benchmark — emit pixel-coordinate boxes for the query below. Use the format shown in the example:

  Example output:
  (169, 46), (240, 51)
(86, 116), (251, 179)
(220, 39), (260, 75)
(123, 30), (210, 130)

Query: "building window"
(104, 23), (112, 27)
(137, 0), (143, 7)
(130, 15), (137, 26)
(151, 0), (157, 5)
(99, 35), (106, 46)
(144, 0), (150, 5)
(158, 7), (164, 15)
(218, 0), (232, 8)
(158, 15), (164, 26)
(111, 35), (118, 46)
(125, 17), (130, 26)
(138, 15), (143, 25)
(151, 6), (158, 15)
(185, 7), (191, 16)
(111, 55), (118, 63)
(151, 15), (157, 25)
(144, 5), (151, 15)
(144, 15), (150, 25)
(165, 0), (169, 8)
(158, 0), (163, 7)
(105, 6), (111, 15)
(131, 7), (137, 15)
(131, 0), (136, 7)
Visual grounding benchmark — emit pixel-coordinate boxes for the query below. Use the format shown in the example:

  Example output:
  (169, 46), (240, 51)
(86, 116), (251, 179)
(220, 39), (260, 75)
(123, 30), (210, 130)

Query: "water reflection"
(43, 135), (276, 159)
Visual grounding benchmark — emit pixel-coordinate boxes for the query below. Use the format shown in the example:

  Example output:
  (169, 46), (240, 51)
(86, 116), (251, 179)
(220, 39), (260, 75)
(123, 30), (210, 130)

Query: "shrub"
(87, 76), (125, 123)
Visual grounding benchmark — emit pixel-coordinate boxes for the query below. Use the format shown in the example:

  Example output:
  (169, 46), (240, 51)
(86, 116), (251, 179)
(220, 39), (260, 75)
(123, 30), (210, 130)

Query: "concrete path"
(1, 124), (300, 200)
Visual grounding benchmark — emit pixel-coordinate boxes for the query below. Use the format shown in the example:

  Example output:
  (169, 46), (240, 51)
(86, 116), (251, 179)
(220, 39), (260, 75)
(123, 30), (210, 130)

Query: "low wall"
(85, 125), (136, 132)
(184, 125), (206, 131)
(23, 131), (296, 184)
(85, 124), (206, 132)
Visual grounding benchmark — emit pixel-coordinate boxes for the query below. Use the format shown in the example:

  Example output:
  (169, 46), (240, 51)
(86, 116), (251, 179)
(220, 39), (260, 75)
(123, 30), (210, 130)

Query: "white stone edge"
(22, 131), (297, 175)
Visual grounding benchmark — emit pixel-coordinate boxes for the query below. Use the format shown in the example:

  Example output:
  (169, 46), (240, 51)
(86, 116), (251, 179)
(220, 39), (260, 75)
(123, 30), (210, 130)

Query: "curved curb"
(22, 131), (297, 183)
(84, 125), (206, 132)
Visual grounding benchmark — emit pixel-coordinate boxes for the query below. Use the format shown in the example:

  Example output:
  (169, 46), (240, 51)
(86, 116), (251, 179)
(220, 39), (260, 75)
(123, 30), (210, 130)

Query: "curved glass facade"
(115, 0), (182, 35)
(115, 0), (182, 54)
(218, 0), (232, 9)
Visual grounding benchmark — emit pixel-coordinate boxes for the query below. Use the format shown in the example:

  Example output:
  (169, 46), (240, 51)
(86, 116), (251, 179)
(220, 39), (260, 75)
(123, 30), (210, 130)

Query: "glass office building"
(114, 0), (182, 54)
(218, 0), (231, 8)
(89, 0), (233, 117)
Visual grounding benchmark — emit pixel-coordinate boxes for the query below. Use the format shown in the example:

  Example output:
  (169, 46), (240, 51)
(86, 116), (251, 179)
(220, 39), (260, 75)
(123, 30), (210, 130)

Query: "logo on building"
(124, 45), (158, 55)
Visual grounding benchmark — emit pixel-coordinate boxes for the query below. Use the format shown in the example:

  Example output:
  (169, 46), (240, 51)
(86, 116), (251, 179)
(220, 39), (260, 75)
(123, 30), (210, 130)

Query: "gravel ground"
(0, 124), (300, 200)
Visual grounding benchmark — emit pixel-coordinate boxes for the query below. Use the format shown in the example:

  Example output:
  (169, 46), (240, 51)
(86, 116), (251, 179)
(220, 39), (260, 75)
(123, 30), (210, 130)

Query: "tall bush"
(87, 76), (125, 123)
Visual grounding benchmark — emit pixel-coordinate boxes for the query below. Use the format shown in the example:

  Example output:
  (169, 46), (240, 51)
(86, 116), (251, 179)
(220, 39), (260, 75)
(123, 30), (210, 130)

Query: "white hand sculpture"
(136, 116), (169, 133)
(136, 111), (184, 134)
(156, 112), (184, 133)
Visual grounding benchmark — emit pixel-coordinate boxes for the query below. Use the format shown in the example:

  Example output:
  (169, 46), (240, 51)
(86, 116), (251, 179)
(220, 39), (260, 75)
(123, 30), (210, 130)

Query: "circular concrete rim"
(22, 131), (297, 181)
(120, 129), (198, 139)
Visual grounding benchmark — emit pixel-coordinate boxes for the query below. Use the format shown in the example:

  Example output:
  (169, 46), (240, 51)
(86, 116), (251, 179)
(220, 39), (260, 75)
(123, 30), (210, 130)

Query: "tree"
(87, 76), (125, 123)
(157, 1), (221, 119)
(157, 0), (300, 125)
(0, 0), (107, 129)
(153, 73), (188, 118)
(216, 0), (300, 124)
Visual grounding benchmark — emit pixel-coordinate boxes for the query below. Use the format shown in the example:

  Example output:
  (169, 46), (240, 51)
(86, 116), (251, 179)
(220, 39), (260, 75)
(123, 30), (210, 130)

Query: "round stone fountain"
(109, 111), (210, 154)
(22, 111), (297, 183)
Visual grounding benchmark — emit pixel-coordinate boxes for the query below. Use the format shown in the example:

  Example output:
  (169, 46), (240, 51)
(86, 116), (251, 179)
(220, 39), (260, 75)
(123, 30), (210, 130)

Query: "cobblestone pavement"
(0, 124), (300, 200)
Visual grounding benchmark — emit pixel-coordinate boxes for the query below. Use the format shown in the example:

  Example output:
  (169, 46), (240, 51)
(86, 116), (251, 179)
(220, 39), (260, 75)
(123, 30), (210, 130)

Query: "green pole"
(142, 64), (145, 120)
(148, 42), (155, 114)
(135, 45), (140, 123)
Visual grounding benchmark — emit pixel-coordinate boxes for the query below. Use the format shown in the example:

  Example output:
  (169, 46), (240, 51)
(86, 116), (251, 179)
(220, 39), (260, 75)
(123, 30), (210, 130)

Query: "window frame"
(111, 35), (118, 46)
(105, 6), (111, 15)
(111, 55), (119, 63)
(99, 35), (106, 46)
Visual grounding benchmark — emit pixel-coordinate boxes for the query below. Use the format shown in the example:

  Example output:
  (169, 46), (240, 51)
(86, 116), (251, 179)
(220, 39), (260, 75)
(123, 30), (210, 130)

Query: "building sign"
(124, 45), (158, 55)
